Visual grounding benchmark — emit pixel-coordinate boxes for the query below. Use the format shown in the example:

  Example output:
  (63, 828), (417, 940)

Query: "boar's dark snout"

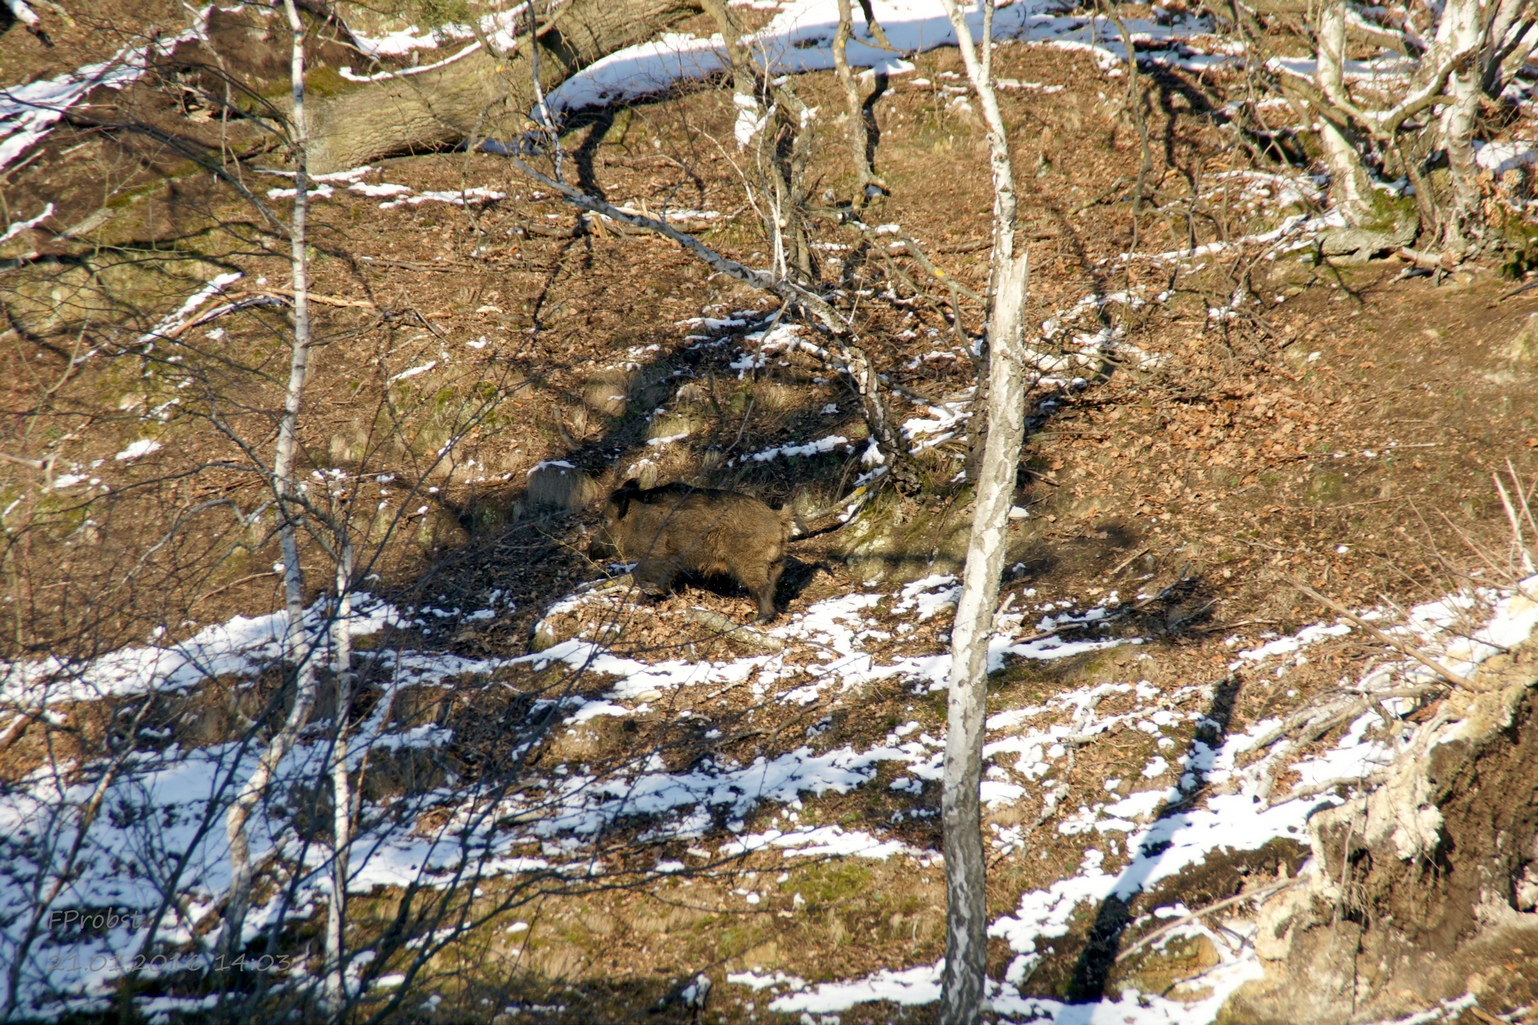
(596, 480), (791, 623)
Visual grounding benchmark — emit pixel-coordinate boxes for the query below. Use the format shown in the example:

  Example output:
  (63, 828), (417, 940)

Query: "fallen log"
(305, 0), (703, 173)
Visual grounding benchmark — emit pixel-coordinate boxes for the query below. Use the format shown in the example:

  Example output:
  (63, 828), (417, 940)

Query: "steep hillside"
(2, 1), (1538, 1022)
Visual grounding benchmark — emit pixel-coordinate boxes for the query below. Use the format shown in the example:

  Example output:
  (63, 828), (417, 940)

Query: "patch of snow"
(135, 272), (244, 347)
(0, 203), (52, 242)
(742, 435), (850, 463)
(379, 187), (505, 210)
(6, 365), (1534, 1025)
(1476, 141), (1538, 174)
(388, 361), (437, 382)
(544, 0), (1200, 120)
(0, 8), (213, 170)
(720, 824), (929, 861)
(893, 575), (961, 622)
(113, 440), (162, 462)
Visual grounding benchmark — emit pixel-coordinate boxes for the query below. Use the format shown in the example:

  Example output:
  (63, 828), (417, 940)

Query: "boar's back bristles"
(592, 478), (794, 623)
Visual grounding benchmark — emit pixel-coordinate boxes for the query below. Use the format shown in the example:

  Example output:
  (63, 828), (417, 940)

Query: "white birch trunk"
(1315, 2), (1376, 226)
(938, 2), (1017, 279)
(1483, 0), (1530, 82)
(221, 0), (318, 961)
(1497, 19), (1538, 90)
(1435, 0), (1488, 247)
(325, 542), (355, 1017)
(3, 0), (40, 29)
(933, 3), (1031, 1022)
(939, 251), (1029, 1025)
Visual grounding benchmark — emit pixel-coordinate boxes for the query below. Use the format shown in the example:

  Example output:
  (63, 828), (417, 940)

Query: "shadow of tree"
(1064, 673), (1242, 1001)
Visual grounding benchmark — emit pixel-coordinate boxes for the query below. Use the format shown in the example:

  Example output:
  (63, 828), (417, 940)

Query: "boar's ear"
(611, 478), (641, 518)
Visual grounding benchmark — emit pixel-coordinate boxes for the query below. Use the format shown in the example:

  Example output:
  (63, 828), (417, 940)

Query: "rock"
(1318, 213), (1419, 261)
(684, 606), (784, 652)
(525, 460), (597, 511)
(1505, 314), (1538, 366)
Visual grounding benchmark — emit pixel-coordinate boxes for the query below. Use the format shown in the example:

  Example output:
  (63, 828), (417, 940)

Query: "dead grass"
(4, 10), (1538, 1023)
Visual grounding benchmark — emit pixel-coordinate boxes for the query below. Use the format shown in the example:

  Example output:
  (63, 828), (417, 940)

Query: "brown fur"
(591, 479), (794, 622)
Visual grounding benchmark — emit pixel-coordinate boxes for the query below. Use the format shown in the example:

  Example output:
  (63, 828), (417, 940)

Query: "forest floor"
(3, 1), (1538, 1022)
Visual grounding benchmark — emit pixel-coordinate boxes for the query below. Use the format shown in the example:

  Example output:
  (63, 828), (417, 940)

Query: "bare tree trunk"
(834, 0), (885, 207)
(1300, 0), (1538, 250)
(843, 341), (909, 466)
(939, 253), (1028, 1025)
(1315, 2), (1376, 226)
(222, 0), (319, 961)
(701, 0), (815, 281)
(701, 0), (761, 141)
(761, 88), (816, 281)
(1495, 16), (1538, 89)
(324, 541), (355, 1019)
(933, 3), (1031, 1022)
(1435, 0), (1487, 249)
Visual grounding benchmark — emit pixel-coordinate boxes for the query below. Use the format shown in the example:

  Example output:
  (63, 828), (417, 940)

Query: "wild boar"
(592, 479), (793, 622)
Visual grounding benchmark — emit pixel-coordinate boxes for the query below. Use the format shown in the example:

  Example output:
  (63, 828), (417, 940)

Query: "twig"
(0, 710), (37, 754)
(177, 295), (288, 333)
(1285, 576), (1481, 691)
(1189, 617), (1282, 635)
(1128, 561), (1192, 611)
(1021, 467), (1060, 487)
(854, 220), (983, 302)
(1494, 463), (1537, 576)
(0, 451), (49, 471)
(1437, 509), (1515, 584)
(244, 288), (377, 309)
(197, 571), (281, 603)
(1117, 878), (1297, 963)
(360, 255), (472, 270)
(684, 607), (784, 653)
(496, 152), (848, 336)
(1239, 693), (1367, 763)
(1105, 546), (1150, 578)
(1497, 277), (1538, 301)
(1509, 458), (1538, 540)
(1274, 770), (1388, 808)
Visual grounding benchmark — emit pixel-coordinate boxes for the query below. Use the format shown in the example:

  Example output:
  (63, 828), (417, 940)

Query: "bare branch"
(500, 151), (848, 332)
(1285, 575), (1482, 691)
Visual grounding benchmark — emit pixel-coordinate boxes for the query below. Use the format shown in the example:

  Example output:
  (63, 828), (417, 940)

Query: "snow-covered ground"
(3, 534), (1534, 1019)
(0, 6), (213, 173)
(0, 248), (1531, 1025)
(4, 255), (1526, 1020)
